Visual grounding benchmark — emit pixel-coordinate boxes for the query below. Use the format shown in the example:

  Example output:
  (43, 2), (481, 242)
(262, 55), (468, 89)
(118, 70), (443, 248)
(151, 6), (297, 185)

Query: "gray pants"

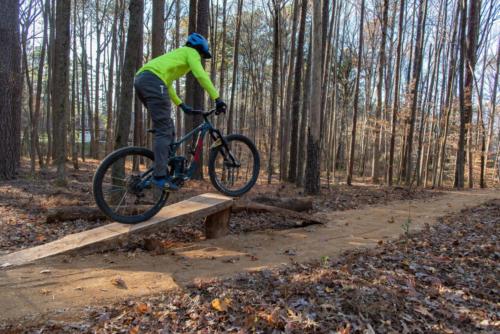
(134, 71), (175, 178)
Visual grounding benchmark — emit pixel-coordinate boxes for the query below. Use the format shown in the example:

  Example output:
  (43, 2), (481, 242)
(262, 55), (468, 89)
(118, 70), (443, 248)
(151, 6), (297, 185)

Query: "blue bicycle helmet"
(186, 33), (212, 59)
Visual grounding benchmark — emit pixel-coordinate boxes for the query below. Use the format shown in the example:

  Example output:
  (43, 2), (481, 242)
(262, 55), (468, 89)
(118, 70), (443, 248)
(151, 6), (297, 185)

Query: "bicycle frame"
(140, 113), (237, 183)
(169, 119), (215, 178)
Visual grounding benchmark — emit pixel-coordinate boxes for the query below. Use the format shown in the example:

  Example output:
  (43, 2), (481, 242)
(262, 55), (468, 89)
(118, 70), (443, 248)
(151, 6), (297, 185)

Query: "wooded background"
(0, 0), (499, 194)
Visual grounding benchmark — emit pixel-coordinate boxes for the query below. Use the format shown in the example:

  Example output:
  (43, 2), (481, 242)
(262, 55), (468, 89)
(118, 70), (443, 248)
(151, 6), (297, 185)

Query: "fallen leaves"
(128, 325), (139, 334)
(211, 297), (232, 312)
(0, 183), (497, 333)
(134, 302), (150, 314)
(46, 199), (498, 334)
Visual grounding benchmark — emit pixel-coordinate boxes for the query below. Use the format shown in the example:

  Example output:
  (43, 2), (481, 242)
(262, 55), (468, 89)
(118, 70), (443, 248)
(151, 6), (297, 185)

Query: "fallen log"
(252, 195), (313, 212)
(45, 205), (161, 224)
(45, 206), (108, 224)
(232, 201), (324, 227)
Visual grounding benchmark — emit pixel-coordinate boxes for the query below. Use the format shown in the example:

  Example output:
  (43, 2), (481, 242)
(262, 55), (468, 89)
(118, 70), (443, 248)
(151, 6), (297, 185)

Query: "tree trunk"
(148, 0), (164, 157)
(93, 0), (103, 159)
(133, 13), (144, 154)
(280, 0), (300, 181)
(464, 0), (480, 188)
(347, 0), (365, 186)
(304, 0), (323, 194)
(105, 0), (120, 155)
(388, 0), (405, 185)
(80, 20), (86, 161)
(21, 8), (35, 174)
(184, 0), (198, 146)
(402, 0), (427, 185)
(297, 35), (312, 186)
(268, 0), (281, 184)
(288, 0), (307, 183)
(0, 0), (22, 180)
(227, 0), (243, 135)
(485, 37), (499, 184)
(435, 2), (460, 187)
(455, 0), (480, 189)
(52, 0), (71, 183)
(46, 0), (55, 165)
(71, 0), (78, 169)
(152, 0), (165, 58)
(215, 0), (227, 135)
(114, 0), (143, 150)
(174, 0), (182, 136)
(184, 0), (209, 179)
(372, 0), (389, 183)
(29, 0), (50, 172)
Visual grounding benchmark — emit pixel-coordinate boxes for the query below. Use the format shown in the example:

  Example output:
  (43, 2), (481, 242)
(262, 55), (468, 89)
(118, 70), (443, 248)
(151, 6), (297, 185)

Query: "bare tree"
(227, 0), (243, 135)
(455, 0), (480, 188)
(52, 0), (71, 183)
(304, 0), (323, 194)
(297, 33), (312, 186)
(280, 0), (300, 181)
(347, 0), (365, 186)
(372, 0), (389, 183)
(105, 0), (120, 154)
(267, 0), (282, 184)
(402, 0), (427, 185)
(288, 0), (307, 182)
(388, 0), (405, 185)
(485, 37), (499, 184)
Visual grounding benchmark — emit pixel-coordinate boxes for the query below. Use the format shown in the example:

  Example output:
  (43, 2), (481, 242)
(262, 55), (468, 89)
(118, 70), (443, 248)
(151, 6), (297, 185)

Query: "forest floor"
(0, 161), (498, 333)
(0, 160), (437, 254)
(0, 177), (498, 332)
(2, 197), (497, 333)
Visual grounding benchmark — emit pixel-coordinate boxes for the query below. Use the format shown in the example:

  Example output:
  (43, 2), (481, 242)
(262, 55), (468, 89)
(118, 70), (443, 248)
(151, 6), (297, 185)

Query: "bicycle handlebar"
(190, 108), (224, 117)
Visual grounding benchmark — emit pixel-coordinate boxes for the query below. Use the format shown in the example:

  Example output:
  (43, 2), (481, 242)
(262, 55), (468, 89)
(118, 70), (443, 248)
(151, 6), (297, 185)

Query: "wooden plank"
(0, 193), (233, 268)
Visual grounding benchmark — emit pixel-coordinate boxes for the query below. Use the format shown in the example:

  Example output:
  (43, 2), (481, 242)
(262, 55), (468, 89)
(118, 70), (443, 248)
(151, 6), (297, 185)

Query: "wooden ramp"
(0, 193), (233, 268)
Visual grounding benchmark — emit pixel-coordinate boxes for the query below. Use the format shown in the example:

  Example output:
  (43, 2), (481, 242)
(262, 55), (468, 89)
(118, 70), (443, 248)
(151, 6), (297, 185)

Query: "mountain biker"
(134, 33), (226, 191)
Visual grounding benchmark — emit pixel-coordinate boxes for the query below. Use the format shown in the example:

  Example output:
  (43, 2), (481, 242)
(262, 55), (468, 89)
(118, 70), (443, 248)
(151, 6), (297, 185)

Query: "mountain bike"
(92, 108), (260, 224)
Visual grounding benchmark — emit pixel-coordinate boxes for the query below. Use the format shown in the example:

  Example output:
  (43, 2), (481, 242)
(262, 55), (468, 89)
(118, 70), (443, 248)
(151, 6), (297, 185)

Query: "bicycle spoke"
(114, 191), (129, 213)
(103, 186), (127, 195)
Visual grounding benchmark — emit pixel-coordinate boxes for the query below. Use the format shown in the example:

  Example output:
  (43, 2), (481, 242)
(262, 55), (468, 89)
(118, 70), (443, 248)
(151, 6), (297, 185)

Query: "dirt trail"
(1, 189), (498, 321)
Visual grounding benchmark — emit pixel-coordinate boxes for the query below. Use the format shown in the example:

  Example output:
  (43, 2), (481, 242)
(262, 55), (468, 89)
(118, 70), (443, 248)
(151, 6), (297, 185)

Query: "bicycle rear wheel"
(208, 134), (260, 197)
(93, 146), (168, 224)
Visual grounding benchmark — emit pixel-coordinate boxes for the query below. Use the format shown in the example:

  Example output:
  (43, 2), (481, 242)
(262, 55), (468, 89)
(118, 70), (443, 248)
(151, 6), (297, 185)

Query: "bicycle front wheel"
(208, 134), (260, 197)
(93, 146), (169, 224)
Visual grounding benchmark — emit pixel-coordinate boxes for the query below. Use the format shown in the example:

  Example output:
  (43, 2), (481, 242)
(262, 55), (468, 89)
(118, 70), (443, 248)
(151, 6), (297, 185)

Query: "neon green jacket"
(137, 46), (219, 106)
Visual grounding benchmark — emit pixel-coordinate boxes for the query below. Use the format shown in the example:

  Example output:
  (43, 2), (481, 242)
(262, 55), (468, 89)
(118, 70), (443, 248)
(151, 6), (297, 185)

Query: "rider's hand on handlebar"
(215, 98), (227, 115)
(179, 103), (194, 114)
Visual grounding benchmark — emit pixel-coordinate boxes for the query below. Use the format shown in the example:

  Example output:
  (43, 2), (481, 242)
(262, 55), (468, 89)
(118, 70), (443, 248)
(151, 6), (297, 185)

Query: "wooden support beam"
(0, 193), (232, 268)
(205, 207), (232, 239)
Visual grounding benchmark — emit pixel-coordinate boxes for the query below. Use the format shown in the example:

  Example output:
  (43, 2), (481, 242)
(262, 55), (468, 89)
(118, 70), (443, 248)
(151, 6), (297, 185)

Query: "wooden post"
(205, 208), (231, 239)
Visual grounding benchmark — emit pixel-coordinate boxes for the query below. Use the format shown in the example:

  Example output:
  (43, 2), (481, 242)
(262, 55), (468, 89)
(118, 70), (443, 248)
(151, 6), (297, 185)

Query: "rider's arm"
(186, 51), (219, 101)
(167, 83), (182, 106)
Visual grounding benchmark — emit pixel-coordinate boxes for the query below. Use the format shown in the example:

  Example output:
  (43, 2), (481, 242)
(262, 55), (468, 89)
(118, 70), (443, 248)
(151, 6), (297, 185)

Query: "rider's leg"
(134, 72), (178, 189)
